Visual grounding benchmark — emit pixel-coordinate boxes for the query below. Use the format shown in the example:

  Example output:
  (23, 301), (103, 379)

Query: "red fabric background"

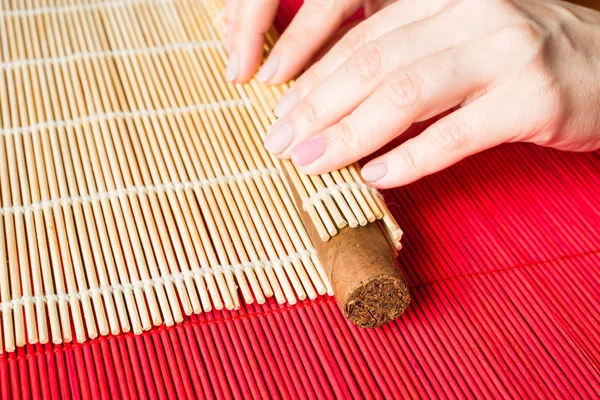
(1, 2), (599, 399)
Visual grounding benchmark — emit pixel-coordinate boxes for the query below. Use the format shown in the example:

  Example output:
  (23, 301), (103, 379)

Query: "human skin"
(225, 0), (600, 188)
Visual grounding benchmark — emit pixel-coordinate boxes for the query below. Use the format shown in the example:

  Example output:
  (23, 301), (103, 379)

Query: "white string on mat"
(303, 182), (384, 210)
(0, 167), (281, 214)
(210, 9), (225, 25)
(0, 41), (222, 71)
(0, 0), (173, 17)
(0, 98), (249, 137)
(0, 248), (318, 313)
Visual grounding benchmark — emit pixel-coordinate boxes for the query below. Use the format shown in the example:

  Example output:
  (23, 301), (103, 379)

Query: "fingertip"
(290, 137), (326, 167)
(262, 74), (291, 86)
(229, 31), (265, 83)
(256, 55), (280, 83)
(361, 162), (403, 189)
(261, 48), (310, 85)
(264, 121), (294, 155)
(226, 0), (279, 82)
(369, 177), (403, 190)
(361, 162), (387, 183)
(291, 161), (325, 177)
(361, 152), (418, 189)
(225, 52), (239, 82)
(226, 23), (233, 53)
(273, 88), (299, 118)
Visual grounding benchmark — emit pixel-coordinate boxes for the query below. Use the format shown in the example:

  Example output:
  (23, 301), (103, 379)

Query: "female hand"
(224, 0), (396, 83)
(258, 0), (600, 188)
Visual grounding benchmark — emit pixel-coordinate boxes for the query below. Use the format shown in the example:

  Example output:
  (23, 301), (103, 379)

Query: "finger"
(225, 0), (237, 23)
(224, 0), (238, 52)
(265, 13), (465, 158)
(308, 20), (362, 68)
(226, 0), (279, 83)
(360, 88), (528, 189)
(364, 0), (396, 17)
(284, 0), (447, 98)
(287, 41), (499, 174)
(255, 0), (364, 84)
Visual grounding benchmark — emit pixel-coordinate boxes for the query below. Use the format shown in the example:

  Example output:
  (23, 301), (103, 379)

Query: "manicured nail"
(291, 137), (326, 167)
(361, 163), (387, 182)
(225, 52), (239, 82)
(226, 24), (233, 53)
(256, 56), (280, 82)
(264, 121), (294, 154)
(274, 89), (299, 118)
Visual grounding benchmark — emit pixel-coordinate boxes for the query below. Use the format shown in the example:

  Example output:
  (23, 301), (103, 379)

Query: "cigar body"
(284, 170), (411, 328)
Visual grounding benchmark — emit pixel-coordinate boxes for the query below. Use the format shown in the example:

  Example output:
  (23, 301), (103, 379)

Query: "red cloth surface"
(1, 2), (599, 399)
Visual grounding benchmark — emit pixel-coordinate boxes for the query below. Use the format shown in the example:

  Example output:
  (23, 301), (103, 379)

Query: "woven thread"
(0, 167), (280, 214)
(0, 248), (316, 312)
(302, 182), (383, 210)
(0, 99), (249, 137)
(0, 41), (222, 70)
(0, 0), (173, 17)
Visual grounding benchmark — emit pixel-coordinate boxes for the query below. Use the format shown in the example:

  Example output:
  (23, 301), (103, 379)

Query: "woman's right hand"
(224, 0), (397, 84)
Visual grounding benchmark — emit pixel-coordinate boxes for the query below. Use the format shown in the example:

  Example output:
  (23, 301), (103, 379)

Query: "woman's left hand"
(262, 0), (600, 188)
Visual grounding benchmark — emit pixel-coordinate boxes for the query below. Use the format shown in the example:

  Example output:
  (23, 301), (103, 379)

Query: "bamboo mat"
(1, 143), (599, 399)
(0, 0), (402, 353)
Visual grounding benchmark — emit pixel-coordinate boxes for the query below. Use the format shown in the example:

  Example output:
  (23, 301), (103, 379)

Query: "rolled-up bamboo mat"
(0, 0), (409, 353)
(282, 168), (410, 327)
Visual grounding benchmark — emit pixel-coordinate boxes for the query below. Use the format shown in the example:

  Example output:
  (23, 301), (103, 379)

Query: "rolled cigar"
(283, 170), (411, 328)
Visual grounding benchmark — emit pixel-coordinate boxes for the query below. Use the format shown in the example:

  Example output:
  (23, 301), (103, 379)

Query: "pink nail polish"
(226, 24), (233, 53)
(274, 89), (299, 118)
(256, 56), (280, 82)
(225, 52), (239, 82)
(264, 121), (294, 154)
(361, 163), (387, 182)
(291, 137), (326, 167)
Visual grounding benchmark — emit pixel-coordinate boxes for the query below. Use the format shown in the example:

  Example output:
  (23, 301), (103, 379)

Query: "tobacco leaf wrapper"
(283, 169), (411, 328)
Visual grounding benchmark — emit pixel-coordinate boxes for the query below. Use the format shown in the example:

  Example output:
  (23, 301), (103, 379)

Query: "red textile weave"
(2, 138), (598, 400)
(2, 3), (599, 399)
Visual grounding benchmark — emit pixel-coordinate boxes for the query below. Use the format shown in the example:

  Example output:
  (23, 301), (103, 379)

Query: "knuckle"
(345, 45), (382, 83)
(435, 118), (469, 151)
(335, 118), (363, 151)
(294, 67), (321, 93)
(512, 22), (543, 47)
(298, 96), (320, 125)
(304, 0), (339, 11)
(396, 147), (418, 172)
(338, 26), (367, 56)
(496, 23), (544, 59)
(385, 72), (420, 109)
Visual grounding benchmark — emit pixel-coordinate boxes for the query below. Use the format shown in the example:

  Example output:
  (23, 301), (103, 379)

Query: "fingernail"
(264, 121), (294, 154)
(256, 56), (280, 82)
(226, 24), (233, 53)
(361, 163), (387, 182)
(274, 89), (299, 118)
(225, 52), (239, 82)
(291, 137), (326, 167)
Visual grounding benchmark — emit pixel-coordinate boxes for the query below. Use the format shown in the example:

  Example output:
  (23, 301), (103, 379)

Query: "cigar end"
(343, 274), (411, 328)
